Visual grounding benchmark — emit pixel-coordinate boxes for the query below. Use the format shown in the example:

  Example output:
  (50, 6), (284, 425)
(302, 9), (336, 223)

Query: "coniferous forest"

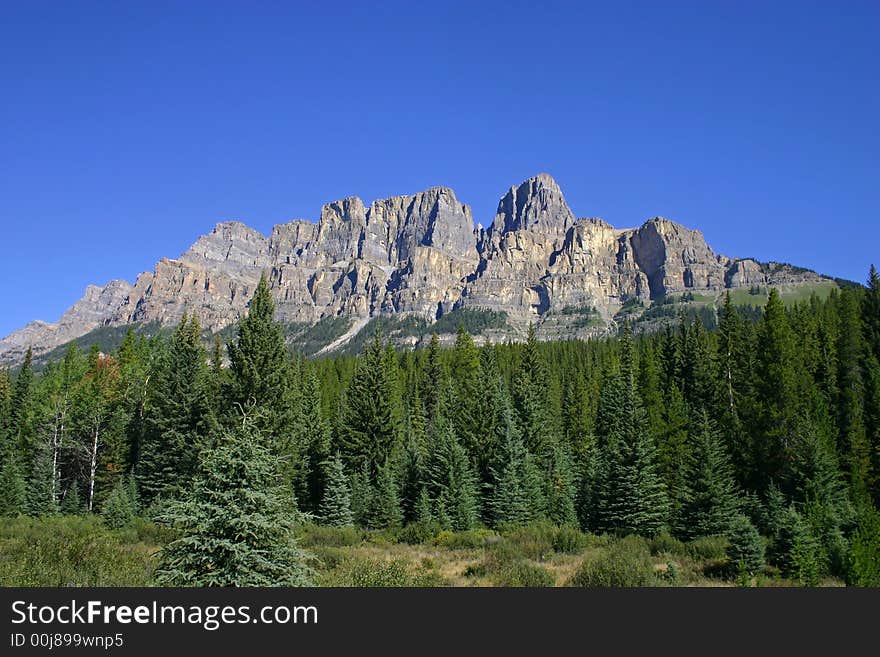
(1, 269), (879, 587)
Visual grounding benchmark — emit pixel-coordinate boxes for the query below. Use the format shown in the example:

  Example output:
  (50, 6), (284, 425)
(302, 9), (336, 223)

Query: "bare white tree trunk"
(88, 423), (99, 512)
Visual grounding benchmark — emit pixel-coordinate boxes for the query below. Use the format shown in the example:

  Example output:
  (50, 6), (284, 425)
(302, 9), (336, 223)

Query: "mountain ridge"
(0, 173), (832, 364)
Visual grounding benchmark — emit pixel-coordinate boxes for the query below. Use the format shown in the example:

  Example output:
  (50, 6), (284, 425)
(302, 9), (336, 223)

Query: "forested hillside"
(2, 267), (879, 587)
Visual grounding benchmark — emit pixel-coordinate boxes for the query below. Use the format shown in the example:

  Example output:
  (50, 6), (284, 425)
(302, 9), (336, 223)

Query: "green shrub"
(491, 560), (555, 587)
(687, 535), (729, 561)
(0, 516), (154, 586)
(322, 558), (446, 587)
(396, 522), (440, 545)
(568, 536), (658, 587)
(433, 528), (497, 550)
(499, 522), (556, 560)
(649, 531), (686, 557)
(552, 525), (589, 554)
(298, 524), (363, 547)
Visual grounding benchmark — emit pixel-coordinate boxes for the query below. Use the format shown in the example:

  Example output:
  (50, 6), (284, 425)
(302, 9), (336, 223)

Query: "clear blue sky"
(1, 1), (878, 337)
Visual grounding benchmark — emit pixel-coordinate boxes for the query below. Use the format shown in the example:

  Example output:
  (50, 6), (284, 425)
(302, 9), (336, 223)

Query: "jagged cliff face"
(0, 174), (829, 363)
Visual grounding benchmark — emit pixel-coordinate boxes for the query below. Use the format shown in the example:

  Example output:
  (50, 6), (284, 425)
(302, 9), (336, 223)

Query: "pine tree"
(0, 456), (25, 516)
(449, 326), (482, 469)
(361, 458), (402, 530)
(836, 288), (872, 501)
(594, 325), (669, 536)
(399, 387), (429, 523)
(675, 411), (740, 540)
(59, 484), (83, 514)
(753, 289), (802, 490)
(546, 442), (578, 527)
(25, 447), (58, 516)
(318, 453), (353, 527)
(428, 423), (479, 531)
(422, 333), (444, 419)
(10, 347), (35, 454)
(154, 418), (312, 586)
(863, 265), (880, 361)
(338, 331), (401, 478)
(488, 401), (545, 526)
(513, 324), (554, 460)
(137, 315), (213, 504)
(226, 274), (293, 446)
(726, 513), (765, 576)
(471, 344), (506, 483)
(293, 366), (331, 513)
(102, 479), (136, 529)
(776, 506), (821, 585)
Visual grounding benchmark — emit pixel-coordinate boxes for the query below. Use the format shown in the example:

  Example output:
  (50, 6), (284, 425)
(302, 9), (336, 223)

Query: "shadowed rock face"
(1, 173), (828, 362)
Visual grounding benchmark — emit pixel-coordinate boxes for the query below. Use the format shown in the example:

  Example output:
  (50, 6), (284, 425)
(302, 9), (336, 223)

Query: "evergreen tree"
(226, 274), (292, 445)
(488, 401), (545, 526)
(293, 366), (331, 513)
(422, 333), (444, 419)
(546, 442), (578, 526)
(594, 325), (669, 536)
(137, 316), (213, 504)
(25, 447), (58, 516)
(154, 418), (312, 586)
(513, 324), (554, 460)
(318, 453), (353, 527)
(338, 331), (401, 477)
(102, 479), (136, 529)
(753, 289), (801, 490)
(59, 484), (83, 514)
(726, 513), (765, 577)
(776, 506), (821, 585)
(10, 347), (35, 454)
(0, 456), (25, 516)
(428, 423), (479, 531)
(361, 458), (403, 530)
(675, 412), (740, 540)
(449, 326), (482, 468)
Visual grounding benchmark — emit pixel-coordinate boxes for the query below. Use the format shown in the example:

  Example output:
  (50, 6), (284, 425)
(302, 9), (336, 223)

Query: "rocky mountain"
(0, 173), (832, 364)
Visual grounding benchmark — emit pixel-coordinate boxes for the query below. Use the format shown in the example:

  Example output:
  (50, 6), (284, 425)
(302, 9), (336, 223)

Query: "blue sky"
(1, 1), (878, 337)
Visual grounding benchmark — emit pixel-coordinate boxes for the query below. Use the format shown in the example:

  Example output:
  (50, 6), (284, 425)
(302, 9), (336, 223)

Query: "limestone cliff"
(0, 174), (831, 363)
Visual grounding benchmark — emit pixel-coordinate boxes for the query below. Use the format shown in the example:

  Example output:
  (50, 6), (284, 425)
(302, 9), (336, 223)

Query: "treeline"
(1, 268), (880, 586)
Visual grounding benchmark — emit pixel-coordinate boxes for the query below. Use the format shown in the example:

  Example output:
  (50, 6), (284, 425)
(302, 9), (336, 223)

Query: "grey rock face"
(0, 173), (831, 363)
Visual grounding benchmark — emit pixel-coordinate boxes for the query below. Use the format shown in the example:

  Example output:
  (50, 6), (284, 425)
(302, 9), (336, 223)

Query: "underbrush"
(0, 515), (157, 586)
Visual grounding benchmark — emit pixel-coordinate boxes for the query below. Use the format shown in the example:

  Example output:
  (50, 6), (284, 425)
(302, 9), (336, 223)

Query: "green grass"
(726, 280), (838, 308)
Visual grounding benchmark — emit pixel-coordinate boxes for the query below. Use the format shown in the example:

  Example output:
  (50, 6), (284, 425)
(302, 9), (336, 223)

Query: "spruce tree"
(449, 326), (482, 469)
(428, 423), (479, 531)
(25, 447), (58, 516)
(318, 453), (353, 527)
(59, 484), (83, 514)
(155, 419), (312, 586)
(513, 323), (554, 460)
(594, 325), (669, 536)
(0, 456), (25, 516)
(226, 274), (293, 445)
(754, 289), (801, 489)
(361, 458), (403, 530)
(546, 442), (578, 527)
(10, 347), (35, 454)
(293, 366), (331, 513)
(488, 401), (545, 526)
(102, 479), (136, 529)
(338, 331), (401, 478)
(726, 513), (765, 577)
(137, 315), (213, 504)
(675, 411), (740, 540)
(776, 506), (821, 585)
